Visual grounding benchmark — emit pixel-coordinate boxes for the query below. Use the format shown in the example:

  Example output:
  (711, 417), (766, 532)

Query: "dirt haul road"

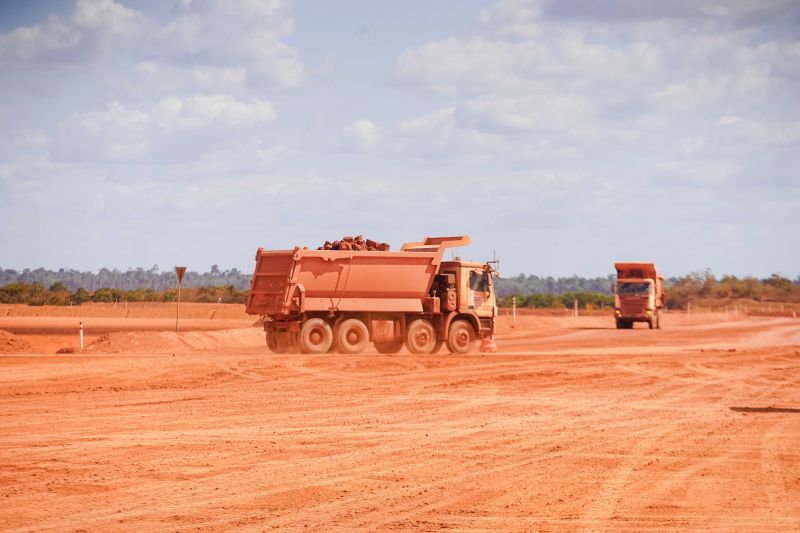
(1, 313), (799, 531)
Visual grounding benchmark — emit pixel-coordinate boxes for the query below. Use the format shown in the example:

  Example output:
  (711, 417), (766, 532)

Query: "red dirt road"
(1, 313), (799, 531)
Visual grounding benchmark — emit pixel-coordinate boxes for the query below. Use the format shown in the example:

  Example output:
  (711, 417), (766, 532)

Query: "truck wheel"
(648, 319), (654, 330)
(374, 341), (403, 355)
(446, 320), (475, 354)
(266, 330), (278, 351)
(272, 331), (299, 354)
(334, 318), (369, 354)
(615, 318), (622, 329)
(406, 319), (436, 354)
(299, 318), (333, 354)
(656, 311), (662, 329)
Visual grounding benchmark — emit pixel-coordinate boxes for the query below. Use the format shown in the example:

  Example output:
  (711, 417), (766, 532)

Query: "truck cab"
(430, 261), (497, 346)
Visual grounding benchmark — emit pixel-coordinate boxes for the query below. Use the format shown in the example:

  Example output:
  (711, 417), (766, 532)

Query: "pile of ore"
(318, 235), (390, 251)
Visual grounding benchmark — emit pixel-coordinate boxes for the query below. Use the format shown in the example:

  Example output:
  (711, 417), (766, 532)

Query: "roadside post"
(79, 321), (84, 351)
(512, 296), (517, 328)
(175, 266), (187, 332)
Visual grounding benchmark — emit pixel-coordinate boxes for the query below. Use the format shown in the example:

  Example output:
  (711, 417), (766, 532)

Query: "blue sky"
(0, 0), (798, 277)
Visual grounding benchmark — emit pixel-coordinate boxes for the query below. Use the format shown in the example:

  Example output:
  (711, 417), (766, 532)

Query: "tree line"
(0, 266), (797, 308)
(0, 265), (250, 292)
(500, 271), (800, 310)
(0, 282), (247, 306)
(663, 270), (800, 308)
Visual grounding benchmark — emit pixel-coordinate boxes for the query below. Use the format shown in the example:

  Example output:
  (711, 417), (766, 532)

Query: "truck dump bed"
(246, 236), (469, 316)
(615, 262), (658, 280)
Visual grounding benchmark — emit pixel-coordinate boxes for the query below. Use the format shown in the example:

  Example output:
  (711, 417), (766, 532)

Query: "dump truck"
(245, 235), (497, 354)
(613, 262), (665, 329)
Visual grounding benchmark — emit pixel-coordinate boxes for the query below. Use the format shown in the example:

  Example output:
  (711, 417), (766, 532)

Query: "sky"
(0, 0), (798, 278)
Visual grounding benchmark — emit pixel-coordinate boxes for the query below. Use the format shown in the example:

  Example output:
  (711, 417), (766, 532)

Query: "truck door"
(467, 269), (492, 315)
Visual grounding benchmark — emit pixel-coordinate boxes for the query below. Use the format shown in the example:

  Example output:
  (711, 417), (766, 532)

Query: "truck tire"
(270, 331), (299, 354)
(648, 319), (654, 330)
(446, 320), (475, 354)
(374, 341), (403, 355)
(266, 330), (278, 351)
(405, 319), (437, 354)
(656, 311), (662, 329)
(334, 318), (369, 354)
(299, 318), (333, 354)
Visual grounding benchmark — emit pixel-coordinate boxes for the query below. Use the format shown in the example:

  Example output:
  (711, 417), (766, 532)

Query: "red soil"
(0, 306), (798, 531)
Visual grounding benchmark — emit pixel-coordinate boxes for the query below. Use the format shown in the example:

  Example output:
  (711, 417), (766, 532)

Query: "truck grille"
(619, 297), (647, 315)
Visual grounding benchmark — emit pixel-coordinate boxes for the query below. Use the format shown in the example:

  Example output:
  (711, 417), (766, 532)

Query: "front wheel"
(446, 320), (475, 354)
(299, 318), (333, 354)
(406, 319), (436, 354)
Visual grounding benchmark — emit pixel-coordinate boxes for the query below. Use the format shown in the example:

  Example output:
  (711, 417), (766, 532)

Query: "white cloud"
(342, 120), (380, 150)
(72, 0), (144, 36)
(0, 0), (302, 89)
(56, 95), (276, 163)
(152, 95), (275, 130)
(479, 0), (541, 39)
(391, 0), (800, 182)
(457, 94), (594, 132)
(0, 0), (144, 64)
(156, 0), (302, 87)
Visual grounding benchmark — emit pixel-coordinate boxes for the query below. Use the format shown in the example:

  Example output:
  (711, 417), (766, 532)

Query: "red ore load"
(318, 235), (390, 251)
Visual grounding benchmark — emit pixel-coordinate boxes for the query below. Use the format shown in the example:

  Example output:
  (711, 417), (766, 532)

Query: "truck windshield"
(618, 282), (650, 295)
(469, 271), (489, 292)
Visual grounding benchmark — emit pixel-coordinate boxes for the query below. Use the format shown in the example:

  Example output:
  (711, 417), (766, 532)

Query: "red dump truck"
(245, 235), (497, 354)
(613, 262), (665, 329)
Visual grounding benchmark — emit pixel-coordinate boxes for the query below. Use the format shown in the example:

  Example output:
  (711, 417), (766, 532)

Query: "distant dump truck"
(245, 235), (497, 354)
(613, 262), (665, 329)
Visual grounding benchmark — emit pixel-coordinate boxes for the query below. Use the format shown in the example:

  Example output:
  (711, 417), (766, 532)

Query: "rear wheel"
(374, 341), (403, 355)
(299, 318), (333, 354)
(334, 318), (369, 354)
(266, 330), (278, 351)
(446, 320), (475, 354)
(656, 311), (662, 329)
(406, 319), (436, 354)
(272, 331), (299, 353)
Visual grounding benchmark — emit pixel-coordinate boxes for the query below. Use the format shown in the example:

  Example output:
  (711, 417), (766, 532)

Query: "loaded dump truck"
(245, 235), (497, 354)
(613, 262), (665, 329)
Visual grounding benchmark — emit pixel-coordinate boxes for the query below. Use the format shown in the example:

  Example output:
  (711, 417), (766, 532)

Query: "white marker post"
(574, 299), (578, 318)
(512, 296), (517, 328)
(175, 266), (187, 333)
(79, 321), (84, 351)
